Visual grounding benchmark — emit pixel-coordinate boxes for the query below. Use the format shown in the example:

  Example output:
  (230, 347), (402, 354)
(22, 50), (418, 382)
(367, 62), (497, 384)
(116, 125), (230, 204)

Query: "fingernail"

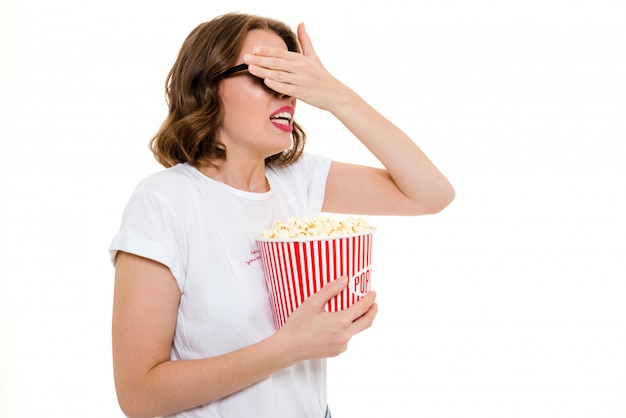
(244, 54), (251, 63)
(337, 276), (348, 285)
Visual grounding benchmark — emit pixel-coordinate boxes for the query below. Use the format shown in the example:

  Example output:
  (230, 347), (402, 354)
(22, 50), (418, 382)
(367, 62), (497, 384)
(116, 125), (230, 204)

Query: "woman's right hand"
(275, 276), (378, 362)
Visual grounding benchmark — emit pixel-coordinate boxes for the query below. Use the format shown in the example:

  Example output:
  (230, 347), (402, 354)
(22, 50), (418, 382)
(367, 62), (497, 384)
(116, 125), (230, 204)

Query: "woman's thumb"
(297, 22), (318, 59)
(309, 276), (348, 305)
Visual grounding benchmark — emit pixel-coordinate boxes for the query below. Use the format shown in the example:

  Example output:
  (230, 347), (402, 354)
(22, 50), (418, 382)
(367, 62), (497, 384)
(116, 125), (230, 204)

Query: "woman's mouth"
(270, 107), (294, 132)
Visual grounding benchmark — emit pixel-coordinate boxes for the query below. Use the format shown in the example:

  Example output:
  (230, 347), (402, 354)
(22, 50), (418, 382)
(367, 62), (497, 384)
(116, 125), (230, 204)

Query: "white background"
(1, 0), (625, 417)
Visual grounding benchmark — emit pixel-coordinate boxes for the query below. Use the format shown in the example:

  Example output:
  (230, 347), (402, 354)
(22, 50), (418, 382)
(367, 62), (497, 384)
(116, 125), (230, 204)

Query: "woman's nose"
(275, 90), (295, 104)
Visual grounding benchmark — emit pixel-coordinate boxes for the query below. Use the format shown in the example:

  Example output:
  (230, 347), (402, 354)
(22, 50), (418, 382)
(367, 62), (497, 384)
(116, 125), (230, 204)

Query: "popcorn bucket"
(257, 229), (375, 329)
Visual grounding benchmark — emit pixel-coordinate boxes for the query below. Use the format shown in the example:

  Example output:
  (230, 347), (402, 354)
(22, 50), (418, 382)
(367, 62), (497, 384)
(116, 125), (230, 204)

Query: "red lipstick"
(270, 106), (294, 132)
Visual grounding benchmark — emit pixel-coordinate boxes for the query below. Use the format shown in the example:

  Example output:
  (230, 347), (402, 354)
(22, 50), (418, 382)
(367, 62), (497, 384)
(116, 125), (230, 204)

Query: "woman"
(110, 12), (454, 418)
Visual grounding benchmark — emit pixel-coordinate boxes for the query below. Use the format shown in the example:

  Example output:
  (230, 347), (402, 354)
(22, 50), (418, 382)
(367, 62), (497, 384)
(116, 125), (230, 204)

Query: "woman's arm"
(112, 251), (376, 418)
(246, 23), (455, 216)
(320, 83), (455, 215)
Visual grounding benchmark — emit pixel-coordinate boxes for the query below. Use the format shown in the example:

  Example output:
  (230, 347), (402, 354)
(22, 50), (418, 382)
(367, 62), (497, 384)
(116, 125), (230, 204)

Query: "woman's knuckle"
(268, 57), (280, 68)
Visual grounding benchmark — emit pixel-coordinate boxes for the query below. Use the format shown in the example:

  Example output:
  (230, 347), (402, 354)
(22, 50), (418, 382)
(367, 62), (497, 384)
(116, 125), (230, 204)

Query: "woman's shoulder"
(129, 163), (203, 205)
(136, 163), (196, 191)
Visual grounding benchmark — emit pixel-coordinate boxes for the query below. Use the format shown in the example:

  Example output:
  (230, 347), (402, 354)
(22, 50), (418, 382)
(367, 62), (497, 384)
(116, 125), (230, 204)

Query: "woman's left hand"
(244, 23), (345, 111)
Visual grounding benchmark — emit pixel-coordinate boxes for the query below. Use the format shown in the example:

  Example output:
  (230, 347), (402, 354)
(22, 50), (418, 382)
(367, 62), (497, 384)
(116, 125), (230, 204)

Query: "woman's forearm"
(328, 87), (455, 213)
(116, 332), (296, 418)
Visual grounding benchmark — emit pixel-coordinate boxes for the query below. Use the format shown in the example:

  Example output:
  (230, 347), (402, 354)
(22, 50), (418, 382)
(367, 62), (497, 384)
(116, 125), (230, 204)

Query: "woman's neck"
(196, 160), (269, 193)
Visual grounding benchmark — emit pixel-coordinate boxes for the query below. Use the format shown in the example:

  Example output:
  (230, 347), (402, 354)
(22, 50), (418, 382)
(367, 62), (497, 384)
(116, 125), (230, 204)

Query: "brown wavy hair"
(149, 13), (306, 168)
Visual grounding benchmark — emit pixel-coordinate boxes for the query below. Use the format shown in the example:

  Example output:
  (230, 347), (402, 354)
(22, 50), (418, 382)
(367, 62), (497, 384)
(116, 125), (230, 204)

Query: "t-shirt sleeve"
(108, 188), (185, 285)
(302, 153), (332, 214)
(267, 153), (332, 216)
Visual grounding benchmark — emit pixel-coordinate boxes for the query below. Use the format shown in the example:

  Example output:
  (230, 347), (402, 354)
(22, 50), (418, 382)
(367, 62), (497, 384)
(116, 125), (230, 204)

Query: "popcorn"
(260, 216), (371, 239)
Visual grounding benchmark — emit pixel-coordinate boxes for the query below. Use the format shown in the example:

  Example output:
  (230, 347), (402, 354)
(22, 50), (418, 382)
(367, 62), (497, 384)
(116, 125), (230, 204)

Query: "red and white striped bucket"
(257, 229), (375, 329)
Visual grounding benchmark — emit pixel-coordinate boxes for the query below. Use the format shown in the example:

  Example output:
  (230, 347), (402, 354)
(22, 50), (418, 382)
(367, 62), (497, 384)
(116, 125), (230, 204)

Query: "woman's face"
(218, 29), (296, 162)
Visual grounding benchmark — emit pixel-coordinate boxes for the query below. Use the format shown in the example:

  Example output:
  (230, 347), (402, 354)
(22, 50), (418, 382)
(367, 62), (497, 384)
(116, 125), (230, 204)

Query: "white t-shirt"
(109, 153), (332, 418)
